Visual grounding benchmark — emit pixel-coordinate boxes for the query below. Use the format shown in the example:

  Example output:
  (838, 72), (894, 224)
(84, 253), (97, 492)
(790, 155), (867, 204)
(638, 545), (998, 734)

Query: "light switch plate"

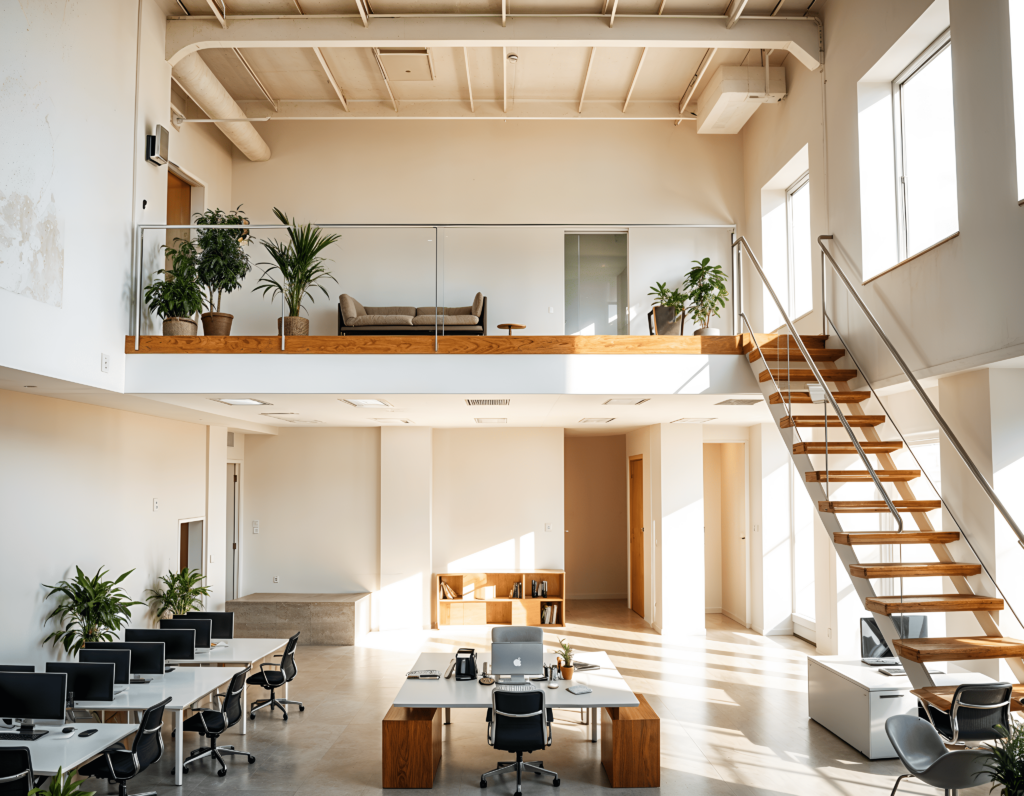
(545, 523), (552, 532)
(153, 498), (159, 511)
(252, 521), (259, 534)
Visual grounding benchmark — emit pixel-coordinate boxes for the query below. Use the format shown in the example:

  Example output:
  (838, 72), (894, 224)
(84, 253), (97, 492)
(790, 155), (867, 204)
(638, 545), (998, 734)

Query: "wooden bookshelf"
(433, 570), (565, 629)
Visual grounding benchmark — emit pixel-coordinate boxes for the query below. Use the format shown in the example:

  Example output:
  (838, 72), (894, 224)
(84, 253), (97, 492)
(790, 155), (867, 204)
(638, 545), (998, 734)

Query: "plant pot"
(163, 317), (197, 336)
(695, 327), (721, 336)
(653, 305), (683, 336)
(277, 316), (310, 336)
(560, 666), (574, 681)
(201, 312), (234, 336)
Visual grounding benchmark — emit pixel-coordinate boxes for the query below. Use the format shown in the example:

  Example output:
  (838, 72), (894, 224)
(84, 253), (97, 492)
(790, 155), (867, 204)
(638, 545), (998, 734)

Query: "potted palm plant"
(27, 766), (95, 796)
(682, 257), (730, 336)
(647, 282), (686, 335)
(983, 723), (1024, 796)
(145, 243), (205, 336)
(42, 567), (143, 654)
(194, 206), (253, 336)
(557, 638), (575, 681)
(146, 567), (212, 619)
(254, 208), (340, 336)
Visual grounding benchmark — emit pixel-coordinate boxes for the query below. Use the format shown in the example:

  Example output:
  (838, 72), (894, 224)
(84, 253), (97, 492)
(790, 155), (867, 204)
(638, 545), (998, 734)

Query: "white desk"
(394, 651), (638, 742)
(808, 656), (995, 759)
(75, 666), (243, 786)
(0, 724), (138, 778)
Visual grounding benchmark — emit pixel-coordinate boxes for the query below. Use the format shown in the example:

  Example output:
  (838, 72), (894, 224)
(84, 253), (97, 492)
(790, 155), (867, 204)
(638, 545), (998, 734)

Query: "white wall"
(703, 444), (723, 614)
(749, 423), (794, 636)
(626, 427), (653, 621)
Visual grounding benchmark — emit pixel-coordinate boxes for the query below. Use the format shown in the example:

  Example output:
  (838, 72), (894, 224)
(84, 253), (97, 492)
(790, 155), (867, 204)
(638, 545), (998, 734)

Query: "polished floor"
(118, 601), (981, 796)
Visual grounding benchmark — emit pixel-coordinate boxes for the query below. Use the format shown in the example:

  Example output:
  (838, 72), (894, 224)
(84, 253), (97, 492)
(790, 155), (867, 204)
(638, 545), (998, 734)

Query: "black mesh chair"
(0, 748), (35, 796)
(80, 697), (171, 796)
(247, 632), (303, 720)
(918, 682), (1013, 744)
(481, 686), (559, 793)
(181, 667), (254, 777)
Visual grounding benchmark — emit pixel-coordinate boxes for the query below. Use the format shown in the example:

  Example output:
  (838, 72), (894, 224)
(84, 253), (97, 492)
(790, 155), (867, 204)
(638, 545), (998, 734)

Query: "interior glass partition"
(563, 233), (628, 336)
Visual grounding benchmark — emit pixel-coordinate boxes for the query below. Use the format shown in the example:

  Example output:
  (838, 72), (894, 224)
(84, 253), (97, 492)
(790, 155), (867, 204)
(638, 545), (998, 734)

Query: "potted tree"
(145, 243), (205, 336)
(557, 638), (576, 681)
(147, 567), (212, 619)
(194, 206), (253, 336)
(647, 282), (687, 335)
(682, 257), (730, 336)
(42, 567), (143, 654)
(254, 208), (340, 336)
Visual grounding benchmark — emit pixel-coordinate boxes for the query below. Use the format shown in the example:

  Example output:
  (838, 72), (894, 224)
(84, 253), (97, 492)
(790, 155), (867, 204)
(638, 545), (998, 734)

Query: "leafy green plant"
(28, 767), (95, 796)
(194, 206), (253, 313)
(254, 208), (340, 317)
(647, 282), (687, 316)
(43, 568), (142, 654)
(147, 568), (212, 618)
(983, 723), (1024, 796)
(557, 638), (574, 667)
(145, 244), (205, 320)
(682, 257), (729, 329)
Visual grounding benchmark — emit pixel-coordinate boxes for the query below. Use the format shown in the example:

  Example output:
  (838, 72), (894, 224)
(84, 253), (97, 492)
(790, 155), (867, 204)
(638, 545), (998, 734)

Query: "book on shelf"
(440, 581), (458, 600)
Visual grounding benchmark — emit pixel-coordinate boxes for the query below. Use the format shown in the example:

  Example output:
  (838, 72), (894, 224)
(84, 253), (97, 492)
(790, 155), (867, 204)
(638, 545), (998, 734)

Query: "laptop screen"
(860, 616), (928, 658)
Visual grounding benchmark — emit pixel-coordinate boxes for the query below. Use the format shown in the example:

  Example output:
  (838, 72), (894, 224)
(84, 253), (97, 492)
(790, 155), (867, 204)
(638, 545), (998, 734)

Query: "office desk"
(76, 666), (243, 786)
(0, 724), (138, 778)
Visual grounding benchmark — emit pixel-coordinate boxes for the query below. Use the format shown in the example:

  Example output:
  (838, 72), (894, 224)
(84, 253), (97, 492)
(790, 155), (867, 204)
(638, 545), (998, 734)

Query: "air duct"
(171, 52), (271, 162)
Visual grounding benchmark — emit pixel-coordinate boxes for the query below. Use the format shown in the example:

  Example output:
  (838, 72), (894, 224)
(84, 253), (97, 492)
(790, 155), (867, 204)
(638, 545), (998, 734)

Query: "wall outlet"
(252, 521), (259, 534)
(209, 553), (214, 564)
(273, 576), (279, 583)
(152, 498), (159, 512)
(100, 353), (110, 373)
(548, 307), (554, 313)
(545, 522), (552, 532)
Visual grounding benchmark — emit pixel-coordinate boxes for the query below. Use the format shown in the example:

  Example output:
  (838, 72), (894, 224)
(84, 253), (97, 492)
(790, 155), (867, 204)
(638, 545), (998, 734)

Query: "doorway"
(179, 520), (204, 572)
(564, 233), (628, 335)
(166, 171), (192, 249)
(226, 464), (240, 600)
(628, 455), (644, 618)
(703, 443), (747, 626)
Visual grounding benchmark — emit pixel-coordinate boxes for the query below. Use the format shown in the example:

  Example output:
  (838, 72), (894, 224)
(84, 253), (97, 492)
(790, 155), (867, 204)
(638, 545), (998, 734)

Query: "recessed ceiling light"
(671, 418), (715, 424)
(342, 398), (392, 408)
(579, 418), (614, 423)
(466, 399), (511, 406)
(715, 398), (762, 406)
(260, 413), (322, 424)
(374, 418), (413, 424)
(212, 398), (271, 406)
(23, 385), (37, 389)
(474, 418), (507, 424)
(603, 398), (650, 406)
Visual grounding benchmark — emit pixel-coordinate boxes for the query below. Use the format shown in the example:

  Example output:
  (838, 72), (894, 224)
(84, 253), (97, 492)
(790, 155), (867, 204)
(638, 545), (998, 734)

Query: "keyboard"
(0, 732), (45, 741)
(496, 683), (537, 693)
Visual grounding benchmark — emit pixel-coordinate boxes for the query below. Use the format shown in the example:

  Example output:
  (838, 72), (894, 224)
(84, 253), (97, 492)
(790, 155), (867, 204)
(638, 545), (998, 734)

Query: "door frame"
(627, 454), (646, 620)
(701, 437), (751, 629)
(227, 459), (244, 601)
(176, 515), (207, 608)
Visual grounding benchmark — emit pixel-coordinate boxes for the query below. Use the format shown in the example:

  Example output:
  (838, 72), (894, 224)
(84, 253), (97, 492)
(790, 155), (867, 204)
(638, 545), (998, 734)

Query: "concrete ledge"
(226, 592), (371, 646)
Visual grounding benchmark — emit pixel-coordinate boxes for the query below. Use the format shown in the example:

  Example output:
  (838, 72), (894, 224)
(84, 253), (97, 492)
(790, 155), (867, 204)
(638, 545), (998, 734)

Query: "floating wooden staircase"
(747, 333), (1024, 699)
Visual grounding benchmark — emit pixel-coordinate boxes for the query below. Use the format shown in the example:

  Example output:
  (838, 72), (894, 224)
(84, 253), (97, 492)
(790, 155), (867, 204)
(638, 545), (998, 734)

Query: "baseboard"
(567, 593), (628, 600)
(722, 608), (748, 626)
(705, 608), (723, 614)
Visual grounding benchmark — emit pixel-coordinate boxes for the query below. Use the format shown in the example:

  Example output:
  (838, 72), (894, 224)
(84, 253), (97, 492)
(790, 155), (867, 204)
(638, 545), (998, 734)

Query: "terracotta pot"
(560, 666), (574, 681)
(277, 316), (310, 336)
(695, 327), (721, 336)
(163, 317), (197, 336)
(652, 305), (682, 335)
(201, 312), (234, 336)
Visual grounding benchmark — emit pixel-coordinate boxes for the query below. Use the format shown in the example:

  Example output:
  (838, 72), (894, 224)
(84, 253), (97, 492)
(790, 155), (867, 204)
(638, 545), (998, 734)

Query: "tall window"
(787, 173), (812, 320)
(761, 165), (811, 332)
(893, 30), (959, 259)
(1011, 0), (1024, 202)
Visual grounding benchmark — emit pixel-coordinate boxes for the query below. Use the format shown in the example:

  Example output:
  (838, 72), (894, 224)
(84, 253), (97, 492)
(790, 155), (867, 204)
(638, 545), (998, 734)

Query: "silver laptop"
(491, 642), (544, 682)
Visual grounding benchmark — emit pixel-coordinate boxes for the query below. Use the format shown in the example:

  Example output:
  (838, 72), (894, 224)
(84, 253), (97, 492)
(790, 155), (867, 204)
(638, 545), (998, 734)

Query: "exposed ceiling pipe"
(725, 0), (749, 28)
(171, 52), (271, 162)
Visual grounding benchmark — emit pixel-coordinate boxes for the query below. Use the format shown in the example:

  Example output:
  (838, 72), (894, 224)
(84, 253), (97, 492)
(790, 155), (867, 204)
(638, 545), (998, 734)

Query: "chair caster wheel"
(299, 705), (305, 711)
(218, 769), (227, 778)
(182, 767), (189, 774)
(479, 779), (487, 788)
(248, 756), (256, 764)
(249, 713), (255, 721)
(282, 713), (288, 721)
(553, 778), (560, 787)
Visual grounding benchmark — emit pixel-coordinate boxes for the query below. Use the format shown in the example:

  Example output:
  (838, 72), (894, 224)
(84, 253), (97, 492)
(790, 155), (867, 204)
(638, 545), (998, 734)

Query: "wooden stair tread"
(912, 684), (1024, 711)
(742, 334), (828, 354)
(794, 441), (903, 454)
(819, 500), (941, 513)
(770, 391), (871, 404)
(865, 594), (1004, 614)
(850, 562), (981, 578)
(835, 531), (959, 545)
(894, 636), (1024, 663)
(781, 415), (885, 428)
(750, 348), (846, 363)
(760, 368), (858, 383)
(807, 470), (920, 482)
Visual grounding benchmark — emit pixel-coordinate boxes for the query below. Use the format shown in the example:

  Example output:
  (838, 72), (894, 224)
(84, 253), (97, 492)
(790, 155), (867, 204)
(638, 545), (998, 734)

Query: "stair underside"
(807, 470), (920, 482)
(865, 594), (1004, 614)
(760, 368), (858, 383)
(781, 415), (885, 428)
(850, 562), (981, 578)
(819, 500), (941, 513)
(750, 348), (846, 363)
(894, 636), (1024, 663)
(770, 391), (871, 404)
(834, 531), (959, 545)
(913, 684), (1024, 711)
(794, 441), (903, 454)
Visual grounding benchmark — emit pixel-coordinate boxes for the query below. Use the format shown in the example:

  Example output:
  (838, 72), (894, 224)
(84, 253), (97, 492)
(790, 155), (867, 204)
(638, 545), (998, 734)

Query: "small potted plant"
(983, 723), (1024, 796)
(145, 243), (205, 336)
(682, 257), (729, 336)
(647, 282), (686, 335)
(194, 206), (253, 336)
(42, 567), (143, 654)
(28, 766), (95, 796)
(557, 638), (575, 681)
(254, 208), (340, 336)
(147, 567), (212, 619)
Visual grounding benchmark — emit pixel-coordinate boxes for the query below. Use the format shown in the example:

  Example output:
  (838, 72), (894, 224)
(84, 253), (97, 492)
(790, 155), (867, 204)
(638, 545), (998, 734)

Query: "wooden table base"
(601, 693), (660, 788)
(383, 705), (442, 788)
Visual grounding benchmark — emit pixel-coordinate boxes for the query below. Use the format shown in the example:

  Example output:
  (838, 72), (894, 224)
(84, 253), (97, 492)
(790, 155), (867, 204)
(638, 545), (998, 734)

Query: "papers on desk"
(406, 670), (441, 680)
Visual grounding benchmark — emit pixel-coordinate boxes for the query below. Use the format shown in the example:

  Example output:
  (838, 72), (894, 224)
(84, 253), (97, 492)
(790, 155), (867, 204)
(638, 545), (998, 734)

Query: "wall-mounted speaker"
(146, 124), (169, 166)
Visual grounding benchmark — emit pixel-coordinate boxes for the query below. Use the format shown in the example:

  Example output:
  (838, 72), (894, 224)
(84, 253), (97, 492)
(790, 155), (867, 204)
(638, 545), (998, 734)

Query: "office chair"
(481, 685), (559, 792)
(247, 632), (304, 720)
(885, 715), (991, 796)
(918, 682), (1013, 744)
(0, 748), (35, 796)
(80, 697), (172, 796)
(182, 667), (255, 777)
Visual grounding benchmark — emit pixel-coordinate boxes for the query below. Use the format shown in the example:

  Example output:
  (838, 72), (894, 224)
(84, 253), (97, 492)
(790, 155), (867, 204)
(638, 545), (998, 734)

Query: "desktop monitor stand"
(504, 674), (528, 684)
(15, 721), (48, 740)
(130, 676), (152, 684)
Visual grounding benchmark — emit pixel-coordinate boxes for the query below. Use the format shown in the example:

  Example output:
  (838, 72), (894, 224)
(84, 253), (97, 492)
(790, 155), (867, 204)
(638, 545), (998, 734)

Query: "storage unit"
(382, 706), (442, 788)
(434, 571), (565, 629)
(601, 693), (660, 788)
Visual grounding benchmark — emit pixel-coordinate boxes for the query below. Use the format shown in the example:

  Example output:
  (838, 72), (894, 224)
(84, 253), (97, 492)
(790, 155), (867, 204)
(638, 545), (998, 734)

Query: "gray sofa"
(338, 293), (487, 335)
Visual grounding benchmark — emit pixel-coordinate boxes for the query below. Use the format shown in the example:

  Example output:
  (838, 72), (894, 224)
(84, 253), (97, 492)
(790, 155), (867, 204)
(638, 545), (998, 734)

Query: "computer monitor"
(0, 672), (67, 739)
(83, 642), (164, 680)
(125, 628), (195, 662)
(45, 662), (115, 703)
(79, 649), (131, 685)
(160, 618), (212, 649)
(860, 616), (928, 659)
(0, 665), (34, 673)
(180, 611), (234, 640)
(491, 642), (545, 683)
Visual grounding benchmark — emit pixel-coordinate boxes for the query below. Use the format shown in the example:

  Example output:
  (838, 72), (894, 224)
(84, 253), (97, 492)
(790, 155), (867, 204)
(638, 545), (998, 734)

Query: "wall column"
(205, 426), (228, 611)
(749, 423), (794, 637)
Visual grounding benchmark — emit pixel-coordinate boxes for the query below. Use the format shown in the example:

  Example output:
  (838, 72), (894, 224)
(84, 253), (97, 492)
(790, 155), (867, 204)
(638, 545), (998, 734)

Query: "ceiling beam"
(676, 46), (716, 122)
(232, 48), (278, 111)
(204, 0), (226, 28)
(354, 0), (368, 27)
(622, 48), (647, 113)
(463, 48), (475, 112)
(578, 47), (596, 113)
(314, 47), (349, 111)
(502, 47), (507, 113)
(371, 47), (398, 112)
(502, 0), (506, 27)
(166, 15), (822, 70)
(608, 0), (619, 28)
(725, 0), (750, 29)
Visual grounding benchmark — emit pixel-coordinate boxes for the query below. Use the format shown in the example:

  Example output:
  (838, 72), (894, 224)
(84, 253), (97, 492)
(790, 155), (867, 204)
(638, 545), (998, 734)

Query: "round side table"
(497, 323), (526, 336)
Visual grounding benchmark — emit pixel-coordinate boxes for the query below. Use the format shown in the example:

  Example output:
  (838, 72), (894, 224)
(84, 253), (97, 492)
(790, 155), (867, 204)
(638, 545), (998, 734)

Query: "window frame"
(785, 171), (811, 320)
(891, 28), (954, 262)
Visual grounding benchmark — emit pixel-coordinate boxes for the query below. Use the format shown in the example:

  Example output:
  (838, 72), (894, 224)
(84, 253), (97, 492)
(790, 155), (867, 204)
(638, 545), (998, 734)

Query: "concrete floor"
(117, 600), (982, 796)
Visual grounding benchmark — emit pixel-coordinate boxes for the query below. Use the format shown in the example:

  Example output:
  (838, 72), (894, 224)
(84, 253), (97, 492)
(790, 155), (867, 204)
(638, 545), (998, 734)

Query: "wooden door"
(629, 457), (644, 618)
(179, 522), (189, 571)
(166, 171), (192, 248)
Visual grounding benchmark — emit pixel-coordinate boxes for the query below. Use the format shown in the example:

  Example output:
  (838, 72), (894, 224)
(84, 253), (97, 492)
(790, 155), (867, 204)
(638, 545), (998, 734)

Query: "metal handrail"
(817, 235), (1024, 551)
(733, 235), (903, 532)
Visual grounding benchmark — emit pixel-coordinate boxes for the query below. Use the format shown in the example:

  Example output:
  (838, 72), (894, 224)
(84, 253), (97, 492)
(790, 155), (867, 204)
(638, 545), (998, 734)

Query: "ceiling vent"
(378, 48), (434, 82)
(474, 418), (507, 424)
(603, 398), (650, 406)
(374, 418), (414, 425)
(579, 418), (614, 424)
(342, 398), (392, 408)
(260, 413), (322, 424)
(671, 417), (715, 424)
(466, 399), (511, 406)
(716, 398), (763, 406)
(212, 398), (271, 406)
(697, 66), (786, 134)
